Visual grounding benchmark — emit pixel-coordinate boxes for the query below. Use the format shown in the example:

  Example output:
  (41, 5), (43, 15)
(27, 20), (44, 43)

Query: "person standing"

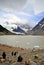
(2, 52), (6, 59)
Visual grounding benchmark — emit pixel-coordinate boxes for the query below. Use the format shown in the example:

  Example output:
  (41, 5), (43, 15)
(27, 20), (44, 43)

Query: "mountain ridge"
(31, 18), (44, 35)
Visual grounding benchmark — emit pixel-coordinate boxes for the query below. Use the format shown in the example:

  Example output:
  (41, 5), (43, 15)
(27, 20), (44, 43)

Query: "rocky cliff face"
(32, 18), (44, 35)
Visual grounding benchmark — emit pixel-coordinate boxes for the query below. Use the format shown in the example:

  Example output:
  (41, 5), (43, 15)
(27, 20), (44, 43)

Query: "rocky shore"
(0, 44), (44, 65)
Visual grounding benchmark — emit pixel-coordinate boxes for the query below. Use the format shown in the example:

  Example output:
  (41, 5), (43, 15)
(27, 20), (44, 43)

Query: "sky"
(0, 0), (44, 27)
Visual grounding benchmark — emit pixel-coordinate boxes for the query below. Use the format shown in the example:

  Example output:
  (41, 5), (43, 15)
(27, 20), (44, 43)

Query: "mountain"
(32, 18), (44, 35)
(30, 12), (44, 24)
(0, 12), (44, 35)
(16, 23), (30, 30)
(0, 25), (15, 35)
(1, 22), (29, 34)
(13, 26), (26, 34)
(15, 23), (31, 33)
(0, 24), (26, 35)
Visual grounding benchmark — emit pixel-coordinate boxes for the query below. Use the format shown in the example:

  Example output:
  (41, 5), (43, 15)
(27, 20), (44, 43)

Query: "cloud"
(0, 13), (21, 23)
(21, 0), (44, 14)
(0, 0), (44, 28)
(0, 11), (35, 29)
(21, 0), (34, 15)
(33, 0), (44, 14)
(0, 0), (27, 11)
(0, 0), (44, 15)
(21, 4), (34, 15)
(0, 12), (25, 23)
(0, 0), (34, 15)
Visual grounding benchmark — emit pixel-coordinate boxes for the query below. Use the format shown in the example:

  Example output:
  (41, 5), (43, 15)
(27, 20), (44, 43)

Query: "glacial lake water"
(0, 35), (44, 49)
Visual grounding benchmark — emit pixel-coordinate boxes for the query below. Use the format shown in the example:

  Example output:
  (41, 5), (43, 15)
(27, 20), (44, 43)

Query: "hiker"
(14, 51), (18, 56)
(34, 52), (39, 59)
(2, 52), (6, 59)
(17, 55), (23, 62)
(11, 51), (14, 56)
(14, 52), (17, 56)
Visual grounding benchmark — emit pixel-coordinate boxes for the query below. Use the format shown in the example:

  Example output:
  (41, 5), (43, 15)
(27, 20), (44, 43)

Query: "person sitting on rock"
(17, 55), (23, 62)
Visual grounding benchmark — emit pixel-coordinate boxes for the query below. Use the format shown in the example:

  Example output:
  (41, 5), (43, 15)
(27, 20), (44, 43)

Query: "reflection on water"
(0, 35), (44, 49)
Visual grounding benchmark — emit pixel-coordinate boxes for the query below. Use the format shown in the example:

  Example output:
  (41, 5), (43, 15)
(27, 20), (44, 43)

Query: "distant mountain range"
(13, 26), (25, 34)
(0, 18), (44, 35)
(0, 12), (44, 35)
(0, 24), (26, 35)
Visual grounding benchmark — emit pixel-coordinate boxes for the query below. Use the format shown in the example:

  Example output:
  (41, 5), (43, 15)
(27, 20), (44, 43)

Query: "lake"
(0, 35), (44, 49)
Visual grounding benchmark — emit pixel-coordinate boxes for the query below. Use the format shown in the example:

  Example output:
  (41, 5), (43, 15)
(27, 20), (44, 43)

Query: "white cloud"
(0, 0), (34, 15)
(0, 0), (44, 28)
(0, 0), (27, 11)
(0, 12), (27, 24)
(15, 11), (33, 16)
(0, 0), (44, 15)
(33, 0), (44, 14)
(0, 12), (35, 28)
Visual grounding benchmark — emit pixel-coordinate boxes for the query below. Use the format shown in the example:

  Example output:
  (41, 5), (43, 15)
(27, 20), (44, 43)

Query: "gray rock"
(40, 60), (44, 65)
(31, 62), (37, 65)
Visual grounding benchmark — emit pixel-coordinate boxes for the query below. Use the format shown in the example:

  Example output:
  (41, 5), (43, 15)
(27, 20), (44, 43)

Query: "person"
(14, 51), (18, 56)
(34, 52), (39, 59)
(2, 52), (6, 59)
(14, 52), (17, 56)
(11, 51), (14, 56)
(17, 55), (23, 62)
